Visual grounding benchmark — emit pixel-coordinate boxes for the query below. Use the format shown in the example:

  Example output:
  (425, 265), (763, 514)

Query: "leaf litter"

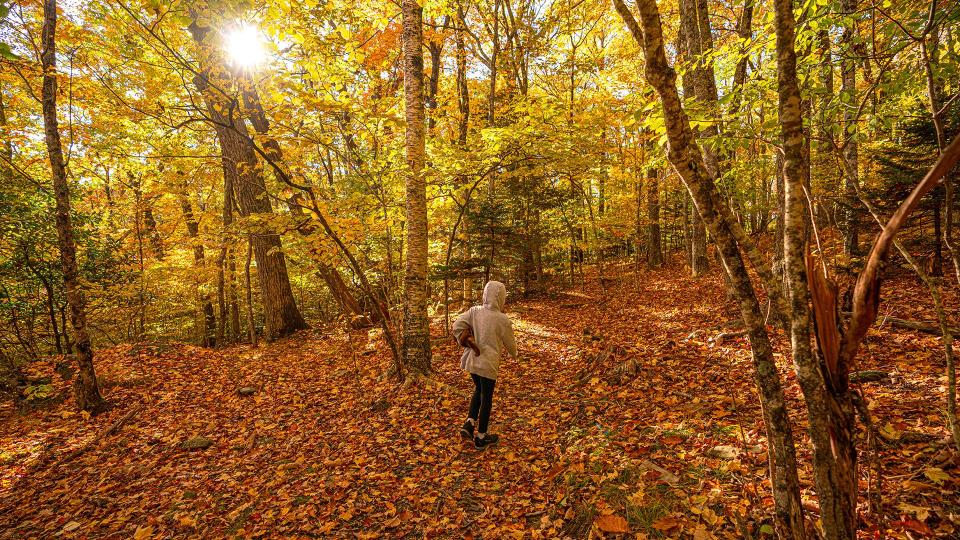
(0, 264), (957, 538)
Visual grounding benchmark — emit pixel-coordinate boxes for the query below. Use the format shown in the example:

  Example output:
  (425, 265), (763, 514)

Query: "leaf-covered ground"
(1, 264), (958, 538)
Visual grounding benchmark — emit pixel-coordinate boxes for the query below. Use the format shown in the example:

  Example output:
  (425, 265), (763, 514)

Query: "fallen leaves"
(1, 268), (958, 538)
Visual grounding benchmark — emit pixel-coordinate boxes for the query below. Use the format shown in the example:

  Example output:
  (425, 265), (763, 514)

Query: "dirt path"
(1, 265), (957, 538)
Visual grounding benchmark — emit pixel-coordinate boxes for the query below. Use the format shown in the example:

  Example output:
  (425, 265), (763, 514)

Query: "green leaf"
(0, 42), (17, 60)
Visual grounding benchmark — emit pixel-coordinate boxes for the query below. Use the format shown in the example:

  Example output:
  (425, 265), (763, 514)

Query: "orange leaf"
(595, 514), (629, 533)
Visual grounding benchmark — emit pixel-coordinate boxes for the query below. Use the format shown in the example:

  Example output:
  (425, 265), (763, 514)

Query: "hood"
(482, 281), (507, 312)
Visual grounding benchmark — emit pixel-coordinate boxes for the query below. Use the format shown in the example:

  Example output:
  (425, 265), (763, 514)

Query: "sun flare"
(224, 23), (266, 70)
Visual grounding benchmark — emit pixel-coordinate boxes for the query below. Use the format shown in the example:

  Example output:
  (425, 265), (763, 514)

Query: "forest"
(1, 0), (959, 537)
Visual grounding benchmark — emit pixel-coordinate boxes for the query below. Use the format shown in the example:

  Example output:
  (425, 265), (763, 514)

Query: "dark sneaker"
(460, 420), (475, 439)
(474, 434), (499, 450)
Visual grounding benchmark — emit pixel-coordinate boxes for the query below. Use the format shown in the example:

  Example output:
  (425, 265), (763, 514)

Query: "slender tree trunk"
(679, 0), (712, 276)
(772, 0), (858, 537)
(922, 32), (954, 280)
(612, 1), (806, 536)
(402, 0), (432, 374)
(245, 235), (257, 345)
(730, 0), (754, 113)
(488, 0), (500, 129)
(646, 160), (662, 268)
(427, 36), (442, 132)
(179, 196), (217, 347)
(456, 5), (472, 309)
(41, 0), (106, 414)
(841, 0), (860, 256)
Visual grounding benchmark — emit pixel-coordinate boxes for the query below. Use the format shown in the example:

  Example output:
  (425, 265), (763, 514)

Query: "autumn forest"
(1, 0), (959, 537)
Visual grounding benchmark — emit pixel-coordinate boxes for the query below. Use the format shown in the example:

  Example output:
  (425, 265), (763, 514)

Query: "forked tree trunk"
(402, 0), (433, 374)
(188, 21), (309, 342)
(772, 0), (858, 537)
(41, 0), (106, 414)
(611, 1), (806, 536)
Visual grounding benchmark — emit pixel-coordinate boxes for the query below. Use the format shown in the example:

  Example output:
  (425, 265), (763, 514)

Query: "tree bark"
(772, 0), (858, 536)
(922, 29), (953, 280)
(427, 35), (442, 132)
(41, 0), (106, 414)
(612, 2), (806, 536)
(402, 0), (433, 374)
(679, 0), (714, 276)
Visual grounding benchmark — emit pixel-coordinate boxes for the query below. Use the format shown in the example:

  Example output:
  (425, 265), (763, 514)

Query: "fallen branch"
(59, 404), (144, 465)
(849, 370), (889, 383)
(841, 312), (959, 337)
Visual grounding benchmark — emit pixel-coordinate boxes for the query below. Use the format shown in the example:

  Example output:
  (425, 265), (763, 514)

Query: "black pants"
(468, 373), (496, 434)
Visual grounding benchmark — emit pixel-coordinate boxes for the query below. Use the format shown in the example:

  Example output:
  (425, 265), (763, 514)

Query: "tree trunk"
(679, 0), (714, 277)
(188, 21), (309, 342)
(612, 1), (807, 536)
(922, 30), (954, 280)
(41, 0), (106, 414)
(772, 0), (858, 537)
(456, 5), (472, 309)
(179, 196), (217, 347)
(646, 160), (662, 268)
(691, 209), (709, 276)
(241, 85), (374, 325)
(456, 5), (470, 147)
(245, 235), (257, 345)
(841, 0), (859, 256)
(730, 0), (754, 113)
(402, 0), (432, 374)
(427, 36), (442, 132)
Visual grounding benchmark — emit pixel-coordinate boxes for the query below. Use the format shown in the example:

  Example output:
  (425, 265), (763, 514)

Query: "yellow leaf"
(133, 525), (153, 540)
(924, 467), (951, 484)
(898, 503), (931, 521)
(879, 423), (902, 441)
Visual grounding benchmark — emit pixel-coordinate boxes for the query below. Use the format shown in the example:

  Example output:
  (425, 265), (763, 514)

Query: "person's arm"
(452, 309), (481, 355)
(502, 318), (518, 358)
(451, 308), (471, 342)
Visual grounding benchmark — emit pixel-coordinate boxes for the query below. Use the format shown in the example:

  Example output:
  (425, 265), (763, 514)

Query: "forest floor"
(1, 261), (958, 539)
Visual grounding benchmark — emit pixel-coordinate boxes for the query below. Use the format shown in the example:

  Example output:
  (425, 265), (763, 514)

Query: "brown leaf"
(595, 514), (629, 533)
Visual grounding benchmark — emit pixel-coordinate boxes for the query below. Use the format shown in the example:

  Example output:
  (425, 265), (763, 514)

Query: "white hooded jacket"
(452, 281), (517, 380)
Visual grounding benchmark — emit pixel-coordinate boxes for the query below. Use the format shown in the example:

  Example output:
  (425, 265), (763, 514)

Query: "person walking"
(452, 281), (517, 450)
